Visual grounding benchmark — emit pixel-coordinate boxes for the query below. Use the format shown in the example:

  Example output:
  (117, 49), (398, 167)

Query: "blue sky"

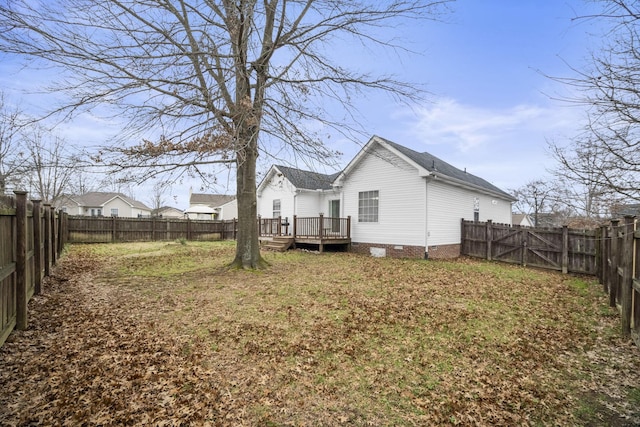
(2, 0), (604, 209)
(327, 0), (601, 194)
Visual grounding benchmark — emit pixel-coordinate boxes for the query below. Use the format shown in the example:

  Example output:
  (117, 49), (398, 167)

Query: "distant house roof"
(58, 192), (150, 210)
(274, 165), (340, 191)
(189, 193), (236, 207)
(379, 137), (515, 201)
(153, 206), (184, 216)
(512, 213), (533, 226)
(612, 203), (640, 218)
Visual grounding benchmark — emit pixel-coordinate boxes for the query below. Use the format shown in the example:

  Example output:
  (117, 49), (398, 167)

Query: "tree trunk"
(230, 132), (267, 269)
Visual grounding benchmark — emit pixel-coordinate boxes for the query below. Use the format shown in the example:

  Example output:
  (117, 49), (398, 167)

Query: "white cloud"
(401, 97), (581, 154)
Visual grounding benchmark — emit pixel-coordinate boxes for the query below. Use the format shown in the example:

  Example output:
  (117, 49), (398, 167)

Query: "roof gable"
(275, 165), (339, 191)
(338, 136), (515, 201)
(189, 193), (236, 207)
(70, 192), (151, 210)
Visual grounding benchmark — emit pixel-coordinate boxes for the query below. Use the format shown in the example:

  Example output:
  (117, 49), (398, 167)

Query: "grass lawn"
(1, 241), (639, 426)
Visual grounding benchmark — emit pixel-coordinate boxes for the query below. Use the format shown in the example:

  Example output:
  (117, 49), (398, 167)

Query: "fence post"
(51, 209), (58, 264)
(562, 225), (569, 274)
(522, 231), (528, 267)
(186, 217), (191, 240)
(486, 220), (493, 261)
(43, 204), (52, 277)
(14, 191), (28, 330)
(599, 225), (608, 291)
(609, 219), (620, 308)
(620, 216), (634, 338)
(57, 210), (64, 255)
(111, 216), (117, 242)
(31, 199), (43, 295)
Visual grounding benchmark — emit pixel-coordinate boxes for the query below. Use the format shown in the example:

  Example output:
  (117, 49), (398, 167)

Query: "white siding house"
(257, 165), (340, 224)
(54, 192), (152, 218)
(257, 136), (515, 258)
(185, 193), (237, 220)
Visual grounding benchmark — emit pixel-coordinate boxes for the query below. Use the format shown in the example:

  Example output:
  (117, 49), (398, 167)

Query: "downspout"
(424, 176), (430, 259)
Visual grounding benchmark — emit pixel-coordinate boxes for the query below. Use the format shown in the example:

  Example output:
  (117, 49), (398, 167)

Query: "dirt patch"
(1, 243), (639, 426)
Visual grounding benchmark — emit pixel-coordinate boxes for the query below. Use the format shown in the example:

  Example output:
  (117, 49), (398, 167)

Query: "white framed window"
(358, 190), (379, 222)
(111, 208), (119, 217)
(273, 199), (281, 218)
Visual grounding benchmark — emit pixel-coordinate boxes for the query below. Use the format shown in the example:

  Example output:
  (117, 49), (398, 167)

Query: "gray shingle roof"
(379, 137), (515, 200)
(189, 193), (236, 207)
(71, 192), (150, 210)
(275, 165), (340, 190)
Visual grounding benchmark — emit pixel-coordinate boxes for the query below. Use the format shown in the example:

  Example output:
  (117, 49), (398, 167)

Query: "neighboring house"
(185, 192), (237, 220)
(257, 135), (515, 259)
(152, 206), (185, 219)
(612, 203), (640, 218)
(54, 192), (152, 218)
(512, 213), (534, 227)
(257, 165), (341, 222)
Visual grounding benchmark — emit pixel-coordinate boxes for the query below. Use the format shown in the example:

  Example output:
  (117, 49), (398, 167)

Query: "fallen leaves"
(1, 242), (639, 426)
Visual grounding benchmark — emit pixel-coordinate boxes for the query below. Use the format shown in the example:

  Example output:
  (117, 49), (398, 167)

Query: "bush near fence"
(0, 192), (66, 347)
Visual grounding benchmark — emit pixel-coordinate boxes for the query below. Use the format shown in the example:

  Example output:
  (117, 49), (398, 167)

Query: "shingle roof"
(379, 137), (515, 200)
(275, 165), (340, 190)
(71, 192), (150, 210)
(189, 193), (236, 207)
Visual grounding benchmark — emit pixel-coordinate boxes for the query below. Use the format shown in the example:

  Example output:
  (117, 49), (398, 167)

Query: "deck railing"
(258, 215), (350, 239)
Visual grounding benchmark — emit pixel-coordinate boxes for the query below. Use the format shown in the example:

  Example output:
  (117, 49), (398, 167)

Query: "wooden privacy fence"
(599, 216), (640, 345)
(67, 216), (238, 243)
(462, 218), (639, 344)
(461, 219), (598, 275)
(1, 192), (67, 347)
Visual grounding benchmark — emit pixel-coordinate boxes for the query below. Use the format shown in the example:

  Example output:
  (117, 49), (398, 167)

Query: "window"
(273, 199), (281, 218)
(111, 208), (119, 217)
(358, 190), (379, 222)
(473, 197), (479, 222)
(90, 208), (102, 217)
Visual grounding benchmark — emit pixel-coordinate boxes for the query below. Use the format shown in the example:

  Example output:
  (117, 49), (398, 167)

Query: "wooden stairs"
(262, 236), (295, 252)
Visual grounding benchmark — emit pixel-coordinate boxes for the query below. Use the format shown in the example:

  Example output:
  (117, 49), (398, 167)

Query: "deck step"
(263, 237), (294, 252)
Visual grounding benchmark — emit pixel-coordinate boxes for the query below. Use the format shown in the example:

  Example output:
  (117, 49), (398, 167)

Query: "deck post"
(257, 215), (262, 237)
(293, 215), (297, 238)
(347, 216), (351, 238)
(277, 215), (282, 236)
(318, 214), (324, 239)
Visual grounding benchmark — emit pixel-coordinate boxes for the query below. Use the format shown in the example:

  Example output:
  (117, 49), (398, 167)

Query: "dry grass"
(1, 241), (639, 426)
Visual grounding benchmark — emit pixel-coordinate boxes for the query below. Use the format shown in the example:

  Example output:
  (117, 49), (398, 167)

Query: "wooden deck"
(259, 215), (351, 252)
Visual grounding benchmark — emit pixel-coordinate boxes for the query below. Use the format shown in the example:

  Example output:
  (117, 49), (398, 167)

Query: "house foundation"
(350, 242), (460, 259)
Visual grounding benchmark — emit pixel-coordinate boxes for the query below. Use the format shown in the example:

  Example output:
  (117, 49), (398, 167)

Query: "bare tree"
(0, 0), (451, 268)
(511, 180), (567, 227)
(548, 137), (624, 219)
(20, 126), (77, 202)
(148, 181), (169, 214)
(0, 93), (27, 193)
(555, 0), (640, 202)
